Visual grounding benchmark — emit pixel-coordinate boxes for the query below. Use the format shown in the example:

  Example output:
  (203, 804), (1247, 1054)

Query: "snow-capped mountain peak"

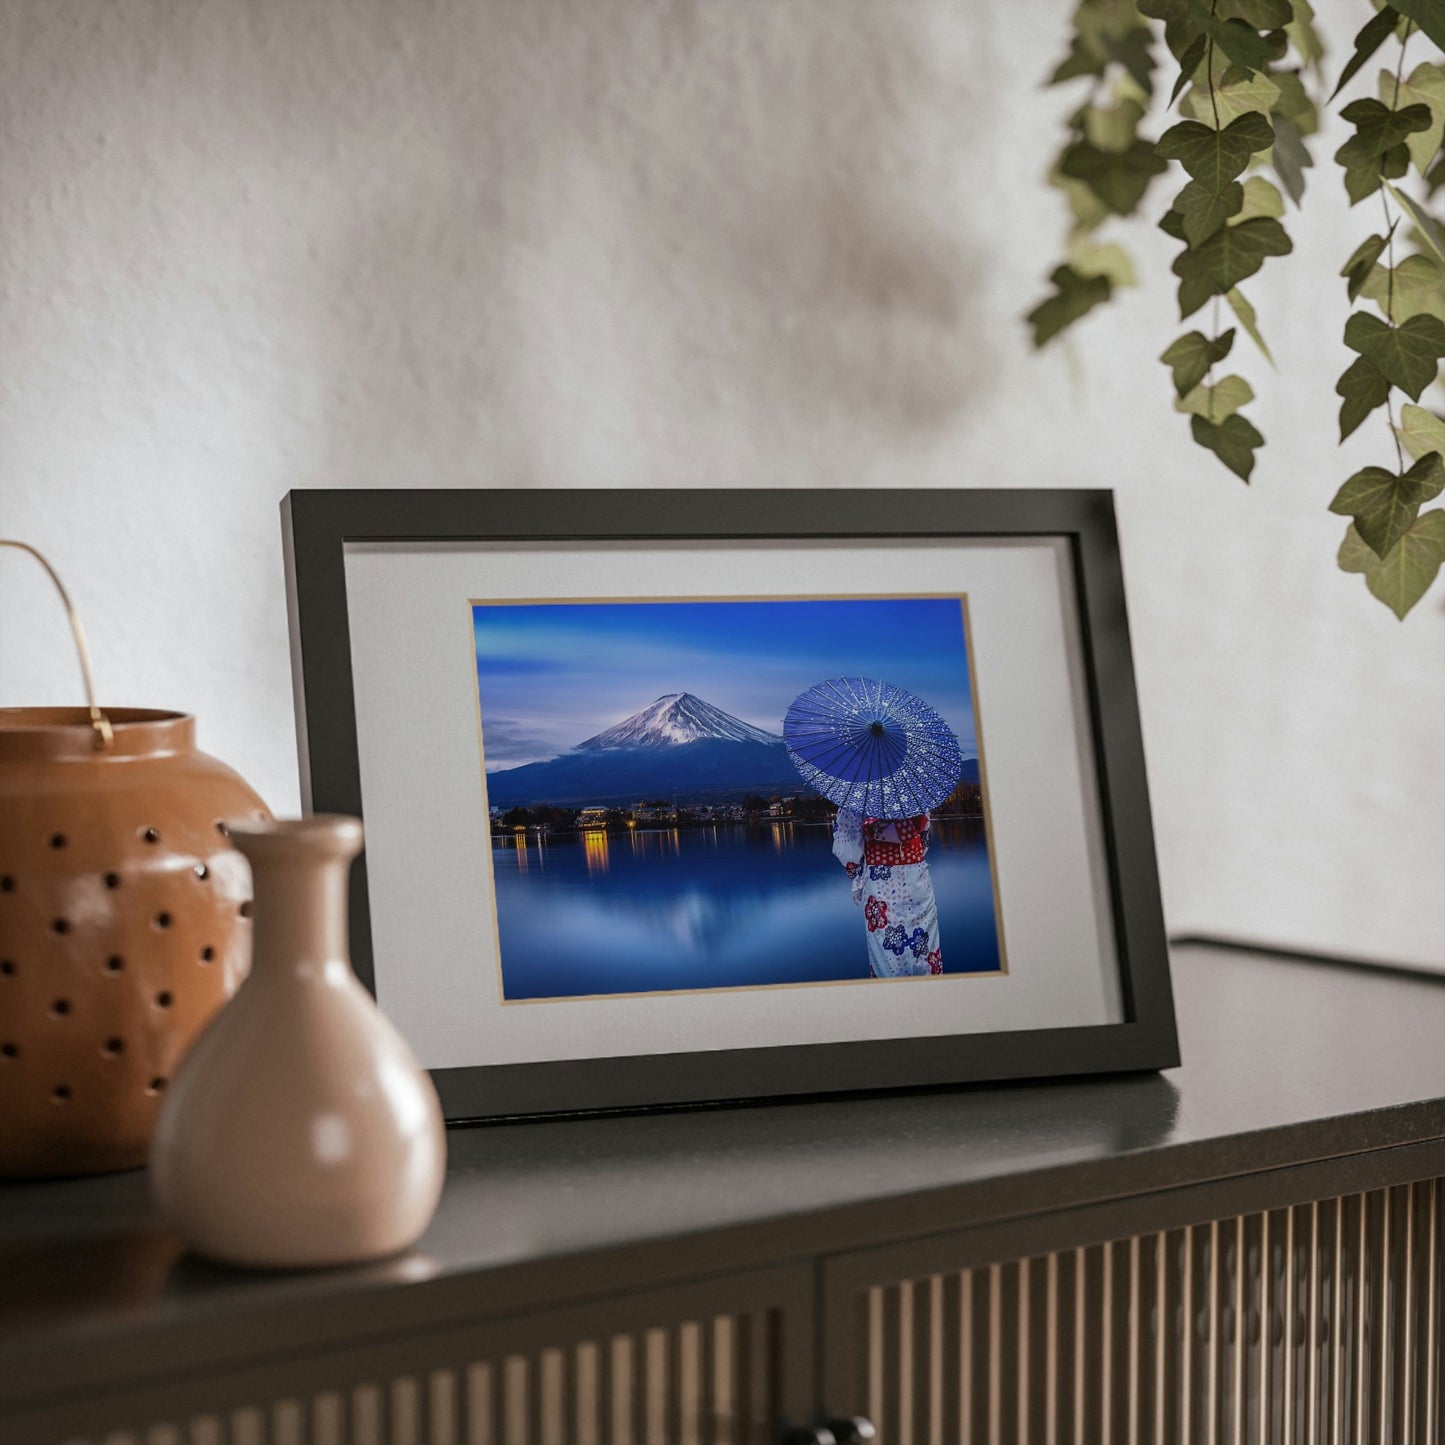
(575, 693), (781, 750)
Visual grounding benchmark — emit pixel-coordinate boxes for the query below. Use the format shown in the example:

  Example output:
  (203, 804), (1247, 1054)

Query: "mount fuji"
(576, 693), (781, 751)
(485, 693), (799, 809)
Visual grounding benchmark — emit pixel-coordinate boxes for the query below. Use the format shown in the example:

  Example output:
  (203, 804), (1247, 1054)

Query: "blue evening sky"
(473, 596), (979, 767)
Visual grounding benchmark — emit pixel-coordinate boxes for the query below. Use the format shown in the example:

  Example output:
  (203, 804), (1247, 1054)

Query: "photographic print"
(472, 595), (1005, 1003)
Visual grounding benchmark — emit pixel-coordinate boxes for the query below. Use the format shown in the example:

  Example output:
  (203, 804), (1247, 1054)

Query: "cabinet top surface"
(2, 943), (1443, 1391)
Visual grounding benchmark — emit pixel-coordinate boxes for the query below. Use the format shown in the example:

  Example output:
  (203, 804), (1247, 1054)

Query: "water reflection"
(492, 820), (1000, 1001)
(582, 829), (609, 876)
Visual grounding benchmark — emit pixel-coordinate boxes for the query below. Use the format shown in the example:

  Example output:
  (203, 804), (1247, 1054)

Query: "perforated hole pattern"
(0, 829), (252, 1151)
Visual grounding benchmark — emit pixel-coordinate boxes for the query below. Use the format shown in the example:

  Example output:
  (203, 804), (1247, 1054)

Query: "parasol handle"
(0, 539), (114, 751)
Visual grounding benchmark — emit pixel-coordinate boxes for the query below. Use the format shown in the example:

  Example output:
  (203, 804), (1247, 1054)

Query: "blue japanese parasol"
(782, 676), (963, 819)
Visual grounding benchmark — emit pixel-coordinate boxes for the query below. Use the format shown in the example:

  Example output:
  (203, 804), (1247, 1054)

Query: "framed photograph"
(282, 490), (1177, 1121)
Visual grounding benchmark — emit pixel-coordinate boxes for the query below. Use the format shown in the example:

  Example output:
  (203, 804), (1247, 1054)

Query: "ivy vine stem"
(1381, 192), (1395, 324)
(1208, 294), (1221, 421)
(1379, 185), (1405, 472)
(1380, 22), (1414, 476)
(1393, 20), (1413, 107)
(1382, 22), (1413, 333)
(1205, 8), (1219, 423)
(1207, 34), (1220, 131)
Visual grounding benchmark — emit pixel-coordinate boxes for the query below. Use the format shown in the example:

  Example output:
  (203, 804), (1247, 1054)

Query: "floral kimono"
(832, 808), (942, 978)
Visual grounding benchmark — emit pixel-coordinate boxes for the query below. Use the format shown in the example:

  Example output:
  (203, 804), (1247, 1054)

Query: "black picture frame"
(281, 489), (1178, 1121)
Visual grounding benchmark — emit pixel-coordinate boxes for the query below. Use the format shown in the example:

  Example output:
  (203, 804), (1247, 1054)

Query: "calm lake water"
(491, 819), (1001, 1000)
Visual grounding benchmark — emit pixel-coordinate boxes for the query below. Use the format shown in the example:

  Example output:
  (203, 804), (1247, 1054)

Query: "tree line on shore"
(492, 779), (983, 834)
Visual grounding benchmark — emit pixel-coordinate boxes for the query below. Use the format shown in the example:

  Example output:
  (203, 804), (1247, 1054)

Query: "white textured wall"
(1, 0), (1441, 969)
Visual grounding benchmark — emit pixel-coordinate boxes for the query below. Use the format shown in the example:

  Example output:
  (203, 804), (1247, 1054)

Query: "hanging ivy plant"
(1030, 0), (1445, 618)
(1027, 1), (1164, 346)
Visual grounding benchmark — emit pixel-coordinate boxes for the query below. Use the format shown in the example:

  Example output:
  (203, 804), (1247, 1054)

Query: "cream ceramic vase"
(150, 815), (446, 1268)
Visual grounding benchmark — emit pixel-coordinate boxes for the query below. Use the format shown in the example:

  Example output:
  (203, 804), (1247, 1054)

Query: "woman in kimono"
(832, 808), (942, 977)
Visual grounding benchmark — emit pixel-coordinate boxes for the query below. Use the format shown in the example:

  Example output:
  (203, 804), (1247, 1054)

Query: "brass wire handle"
(0, 539), (114, 750)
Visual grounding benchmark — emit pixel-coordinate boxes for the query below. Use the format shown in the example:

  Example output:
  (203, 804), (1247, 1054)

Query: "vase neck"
(228, 816), (364, 972)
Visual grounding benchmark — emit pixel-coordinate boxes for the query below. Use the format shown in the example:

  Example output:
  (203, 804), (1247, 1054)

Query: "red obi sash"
(861, 814), (928, 867)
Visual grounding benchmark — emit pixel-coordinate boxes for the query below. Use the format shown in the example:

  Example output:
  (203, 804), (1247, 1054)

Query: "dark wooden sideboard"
(1, 941), (1442, 1444)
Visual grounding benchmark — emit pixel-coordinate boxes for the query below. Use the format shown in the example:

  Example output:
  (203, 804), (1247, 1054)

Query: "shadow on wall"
(290, 0), (994, 488)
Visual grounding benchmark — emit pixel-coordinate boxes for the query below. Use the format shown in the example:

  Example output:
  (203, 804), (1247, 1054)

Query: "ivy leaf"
(1138, 0), (1206, 63)
(1341, 232), (1391, 302)
(1337, 99), (1433, 164)
(1329, 5), (1401, 101)
(1170, 33), (1209, 105)
(1343, 311), (1445, 399)
(1100, 28), (1159, 97)
(1183, 1), (1278, 75)
(1180, 67), (1281, 126)
(1159, 207), (1188, 241)
(1084, 98), (1148, 152)
(1027, 265), (1114, 347)
(1336, 355), (1392, 439)
(1075, 1), (1156, 51)
(1427, 151), (1445, 195)
(1342, 140), (1411, 205)
(1051, 32), (1110, 86)
(1049, 1), (1154, 86)
(1226, 286), (1274, 363)
(1393, 0), (1445, 56)
(1270, 112), (1313, 205)
(1359, 252), (1445, 322)
(1160, 328), (1237, 395)
(1287, 0), (1326, 73)
(1067, 237), (1139, 287)
(1175, 373), (1255, 419)
(1178, 178), (1246, 243)
(1385, 181), (1445, 264)
(1395, 401), (1445, 460)
(1381, 62), (1445, 173)
(1235, 176), (1285, 221)
(1060, 138), (1169, 215)
(1271, 69), (1319, 136)
(1157, 112), (1274, 189)
(1049, 163), (1113, 234)
(1217, 0), (1293, 27)
(1337, 510), (1445, 617)
(1172, 216), (1293, 318)
(1336, 99), (1432, 203)
(1190, 412), (1265, 480)
(1328, 453), (1445, 558)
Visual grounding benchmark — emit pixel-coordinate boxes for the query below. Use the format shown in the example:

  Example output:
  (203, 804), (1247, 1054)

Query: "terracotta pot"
(150, 814), (447, 1269)
(0, 707), (270, 1178)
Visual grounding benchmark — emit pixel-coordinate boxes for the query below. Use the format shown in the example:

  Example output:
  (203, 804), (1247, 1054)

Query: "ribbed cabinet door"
(3, 1262), (815, 1445)
(822, 1180), (1443, 1445)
